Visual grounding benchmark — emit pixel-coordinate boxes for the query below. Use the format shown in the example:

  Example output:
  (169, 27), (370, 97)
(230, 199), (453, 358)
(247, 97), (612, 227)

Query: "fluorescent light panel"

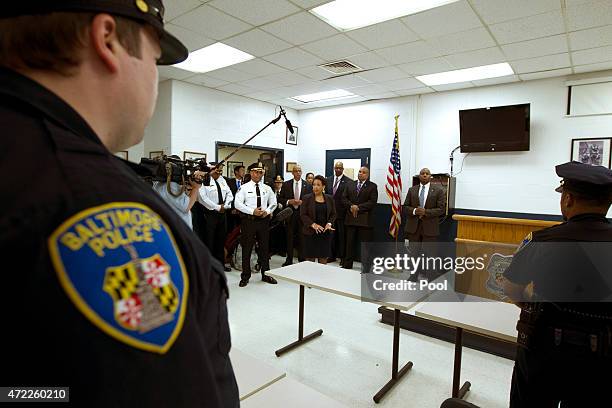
(289, 89), (356, 103)
(416, 63), (515, 86)
(311, 0), (460, 31)
(174, 43), (254, 73)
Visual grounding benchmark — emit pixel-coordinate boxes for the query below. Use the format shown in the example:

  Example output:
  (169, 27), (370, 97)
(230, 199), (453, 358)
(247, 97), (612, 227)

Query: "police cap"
(274, 175), (283, 183)
(248, 162), (264, 172)
(555, 161), (612, 199)
(1, 0), (188, 65)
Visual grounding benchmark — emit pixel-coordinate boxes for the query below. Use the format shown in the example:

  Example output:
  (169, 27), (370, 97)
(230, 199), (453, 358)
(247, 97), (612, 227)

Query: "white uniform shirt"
(234, 180), (277, 215)
(198, 176), (234, 211)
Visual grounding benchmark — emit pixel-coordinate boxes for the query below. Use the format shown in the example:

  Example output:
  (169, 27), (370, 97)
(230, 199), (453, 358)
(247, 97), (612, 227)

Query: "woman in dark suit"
(300, 175), (336, 264)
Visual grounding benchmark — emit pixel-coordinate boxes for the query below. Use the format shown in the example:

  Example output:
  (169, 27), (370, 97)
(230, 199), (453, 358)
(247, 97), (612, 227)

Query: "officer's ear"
(563, 190), (576, 208)
(89, 14), (121, 74)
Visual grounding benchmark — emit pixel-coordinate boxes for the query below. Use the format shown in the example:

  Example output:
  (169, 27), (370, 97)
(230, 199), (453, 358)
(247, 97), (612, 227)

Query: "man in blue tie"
(403, 168), (447, 280)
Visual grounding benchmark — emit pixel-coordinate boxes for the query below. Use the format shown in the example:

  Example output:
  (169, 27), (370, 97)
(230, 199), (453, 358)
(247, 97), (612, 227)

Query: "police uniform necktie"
(419, 185), (426, 207)
(333, 177), (340, 195)
(255, 183), (262, 208)
(214, 179), (223, 205)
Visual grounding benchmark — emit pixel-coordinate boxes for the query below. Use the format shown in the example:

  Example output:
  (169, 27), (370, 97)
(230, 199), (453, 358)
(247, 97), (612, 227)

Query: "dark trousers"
(191, 202), (207, 244)
(344, 225), (373, 272)
(285, 208), (304, 263)
(204, 210), (227, 266)
(510, 345), (610, 408)
(240, 217), (270, 282)
(406, 220), (438, 280)
(331, 218), (346, 260)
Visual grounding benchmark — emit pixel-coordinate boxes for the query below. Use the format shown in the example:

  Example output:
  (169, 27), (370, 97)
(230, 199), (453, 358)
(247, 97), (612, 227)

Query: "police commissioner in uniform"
(234, 162), (278, 287)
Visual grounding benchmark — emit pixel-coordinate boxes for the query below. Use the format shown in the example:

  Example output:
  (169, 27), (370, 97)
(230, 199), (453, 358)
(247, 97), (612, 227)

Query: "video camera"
(139, 155), (213, 185)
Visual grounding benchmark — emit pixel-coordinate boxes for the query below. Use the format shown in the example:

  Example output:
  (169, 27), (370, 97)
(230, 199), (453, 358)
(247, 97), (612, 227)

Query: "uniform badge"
(48, 202), (188, 354)
(515, 232), (533, 253)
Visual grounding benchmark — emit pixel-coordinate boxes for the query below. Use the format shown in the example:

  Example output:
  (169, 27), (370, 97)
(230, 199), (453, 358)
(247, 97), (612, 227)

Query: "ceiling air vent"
(318, 60), (362, 75)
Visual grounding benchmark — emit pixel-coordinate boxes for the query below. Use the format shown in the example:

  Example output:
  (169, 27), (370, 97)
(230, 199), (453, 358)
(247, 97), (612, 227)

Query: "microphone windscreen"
(285, 118), (294, 134)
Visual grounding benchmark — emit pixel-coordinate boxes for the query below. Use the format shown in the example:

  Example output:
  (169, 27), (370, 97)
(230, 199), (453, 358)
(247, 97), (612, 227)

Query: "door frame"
(325, 148), (371, 178)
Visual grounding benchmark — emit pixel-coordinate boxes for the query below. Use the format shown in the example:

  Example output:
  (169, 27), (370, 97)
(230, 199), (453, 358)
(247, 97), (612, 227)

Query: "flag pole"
(394, 115), (400, 257)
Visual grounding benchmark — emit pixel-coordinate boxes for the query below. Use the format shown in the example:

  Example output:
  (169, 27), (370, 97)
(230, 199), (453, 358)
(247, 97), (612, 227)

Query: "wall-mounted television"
(459, 103), (530, 152)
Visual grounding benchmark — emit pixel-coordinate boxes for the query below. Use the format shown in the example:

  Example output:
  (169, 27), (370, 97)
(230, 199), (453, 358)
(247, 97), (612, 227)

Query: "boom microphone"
(280, 107), (294, 134)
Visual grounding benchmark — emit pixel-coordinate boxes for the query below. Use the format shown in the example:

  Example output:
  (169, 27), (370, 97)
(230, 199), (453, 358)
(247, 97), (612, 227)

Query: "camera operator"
(198, 163), (233, 271)
(152, 156), (201, 229)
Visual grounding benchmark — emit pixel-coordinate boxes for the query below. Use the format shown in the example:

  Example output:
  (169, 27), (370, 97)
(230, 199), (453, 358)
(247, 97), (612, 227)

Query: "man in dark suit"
(279, 164), (312, 266)
(342, 166), (378, 272)
(325, 161), (352, 264)
(226, 164), (245, 234)
(403, 168), (446, 280)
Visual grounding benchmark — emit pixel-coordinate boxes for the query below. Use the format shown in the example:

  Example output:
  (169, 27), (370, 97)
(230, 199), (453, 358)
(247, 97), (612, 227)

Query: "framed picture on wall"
(286, 126), (298, 145)
(286, 161), (297, 172)
(149, 150), (164, 159)
(115, 151), (128, 160)
(570, 138), (611, 168)
(183, 151), (207, 162)
(226, 161), (243, 178)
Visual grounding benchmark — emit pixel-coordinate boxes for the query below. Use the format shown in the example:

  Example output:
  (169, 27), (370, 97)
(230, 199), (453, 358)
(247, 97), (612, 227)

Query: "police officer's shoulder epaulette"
(515, 231), (533, 253)
(531, 221), (567, 241)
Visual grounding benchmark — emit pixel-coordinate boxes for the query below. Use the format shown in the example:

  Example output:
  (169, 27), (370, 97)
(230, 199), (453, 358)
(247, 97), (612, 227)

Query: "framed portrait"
(115, 151), (128, 160)
(286, 126), (298, 145)
(149, 150), (164, 159)
(286, 161), (297, 172)
(183, 151), (207, 162)
(226, 161), (243, 178)
(571, 138), (611, 168)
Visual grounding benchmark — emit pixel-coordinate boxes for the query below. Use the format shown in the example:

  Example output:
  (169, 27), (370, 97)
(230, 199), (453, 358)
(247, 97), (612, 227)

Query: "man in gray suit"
(403, 168), (446, 279)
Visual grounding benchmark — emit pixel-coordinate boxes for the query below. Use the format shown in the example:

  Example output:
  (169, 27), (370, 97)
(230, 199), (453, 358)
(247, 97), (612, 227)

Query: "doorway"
(325, 148), (371, 180)
(216, 142), (284, 185)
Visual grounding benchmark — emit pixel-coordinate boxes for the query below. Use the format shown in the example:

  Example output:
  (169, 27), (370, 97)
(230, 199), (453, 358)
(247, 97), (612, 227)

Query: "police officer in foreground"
(0, 1), (238, 406)
(502, 161), (612, 407)
(234, 163), (278, 287)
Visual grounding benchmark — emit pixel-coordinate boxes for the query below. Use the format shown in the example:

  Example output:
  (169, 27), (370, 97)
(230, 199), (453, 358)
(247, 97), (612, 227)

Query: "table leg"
(373, 309), (414, 403)
(275, 285), (323, 357)
(452, 327), (471, 399)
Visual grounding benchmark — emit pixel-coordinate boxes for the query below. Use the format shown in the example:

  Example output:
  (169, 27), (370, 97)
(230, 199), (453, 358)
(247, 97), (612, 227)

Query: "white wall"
(142, 79), (172, 159)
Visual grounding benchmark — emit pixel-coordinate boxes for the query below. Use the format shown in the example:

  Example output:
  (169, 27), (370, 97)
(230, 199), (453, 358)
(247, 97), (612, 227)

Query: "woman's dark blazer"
(300, 193), (336, 235)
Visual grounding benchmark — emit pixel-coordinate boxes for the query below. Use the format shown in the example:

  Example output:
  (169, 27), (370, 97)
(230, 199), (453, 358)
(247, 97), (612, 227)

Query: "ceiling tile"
(362, 92), (399, 100)
(273, 82), (337, 97)
(300, 34), (368, 61)
(261, 12), (338, 45)
(208, 0), (300, 26)
(172, 5), (252, 40)
(298, 96), (367, 109)
(224, 29), (292, 57)
(206, 67), (262, 82)
(394, 87), (435, 96)
(243, 91), (279, 102)
(500, 34), (568, 60)
(321, 74), (371, 89)
(401, 0), (482, 39)
(350, 84), (394, 96)
(232, 59), (287, 76)
(234, 76), (281, 90)
(158, 66), (195, 80)
(166, 0), (205, 21)
(184, 74), (230, 88)
(356, 66), (409, 82)
(472, 75), (520, 86)
(431, 81), (475, 91)
(566, 0), (612, 32)
(257, 71), (310, 86)
(573, 60), (612, 73)
(510, 53), (571, 73)
(165, 24), (215, 52)
(288, 0), (331, 9)
(572, 45), (612, 65)
(263, 47), (325, 69)
(569, 25), (612, 50)
(427, 27), (496, 55)
(345, 19), (419, 50)
(295, 65), (336, 80)
(381, 77), (423, 91)
(344, 52), (389, 70)
(375, 41), (441, 64)
(469, 0), (560, 25)
(445, 47), (506, 69)
(518, 68), (572, 80)
(397, 57), (454, 75)
(217, 83), (259, 95)
(489, 10), (565, 44)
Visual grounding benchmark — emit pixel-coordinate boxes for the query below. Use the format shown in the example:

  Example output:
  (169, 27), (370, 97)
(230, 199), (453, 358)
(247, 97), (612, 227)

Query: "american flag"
(385, 116), (402, 239)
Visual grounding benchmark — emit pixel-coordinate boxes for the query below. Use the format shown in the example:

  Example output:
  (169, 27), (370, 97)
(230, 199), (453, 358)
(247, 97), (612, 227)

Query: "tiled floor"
(227, 256), (514, 408)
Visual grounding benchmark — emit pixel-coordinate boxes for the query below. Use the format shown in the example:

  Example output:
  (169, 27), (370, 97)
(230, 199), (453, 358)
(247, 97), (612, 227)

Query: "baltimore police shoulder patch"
(48, 202), (188, 354)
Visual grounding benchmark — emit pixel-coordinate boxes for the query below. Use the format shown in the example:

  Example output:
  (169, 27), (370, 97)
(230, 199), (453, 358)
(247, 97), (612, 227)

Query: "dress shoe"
(327, 258), (337, 263)
(281, 261), (293, 267)
(261, 275), (277, 284)
(239, 280), (248, 287)
(224, 266), (231, 272)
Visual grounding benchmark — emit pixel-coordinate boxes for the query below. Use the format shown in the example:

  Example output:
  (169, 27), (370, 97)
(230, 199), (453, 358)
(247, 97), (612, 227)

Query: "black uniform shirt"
(0, 67), (238, 407)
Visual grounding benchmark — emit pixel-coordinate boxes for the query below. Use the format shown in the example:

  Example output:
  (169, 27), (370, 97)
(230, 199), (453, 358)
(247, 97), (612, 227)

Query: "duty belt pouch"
(516, 320), (535, 349)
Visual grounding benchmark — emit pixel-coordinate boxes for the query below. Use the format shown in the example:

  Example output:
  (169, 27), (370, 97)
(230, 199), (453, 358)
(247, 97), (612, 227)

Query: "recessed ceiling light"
(311, 0), (460, 31)
(173, 43), (254, 73)
(416, 63), (515, 86)
(289, 89), (357, 103)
